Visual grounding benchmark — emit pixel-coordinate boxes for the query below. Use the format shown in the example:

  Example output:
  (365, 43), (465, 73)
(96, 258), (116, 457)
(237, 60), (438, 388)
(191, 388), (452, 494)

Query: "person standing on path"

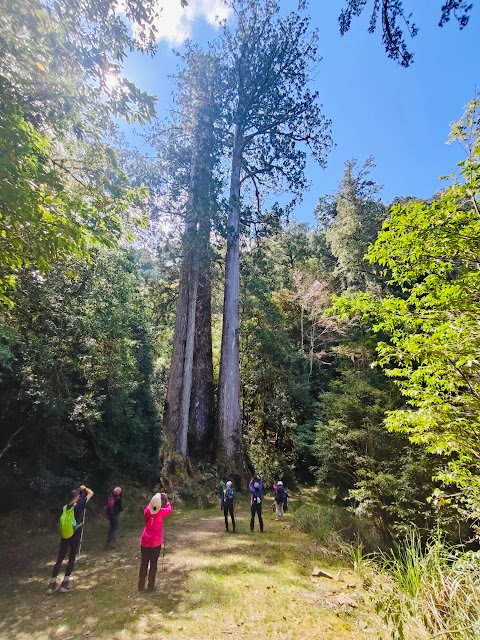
(249, 477), (264, 532)
(105, 486), (123, 548)
(138, 492), (172, 592)
(221, 480), (236, 532)
(46, 484), (94, 594)
(274, 481), (287, 520)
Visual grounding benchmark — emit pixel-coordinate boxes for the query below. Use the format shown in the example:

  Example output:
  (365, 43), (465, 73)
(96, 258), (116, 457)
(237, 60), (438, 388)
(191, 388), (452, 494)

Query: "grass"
(376, 533), (480, 639)
(0, 490), (388, 640)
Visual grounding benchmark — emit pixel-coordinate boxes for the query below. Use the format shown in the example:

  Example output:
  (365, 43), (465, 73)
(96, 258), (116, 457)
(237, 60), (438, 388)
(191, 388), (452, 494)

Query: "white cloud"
(149, 0), (231, 45)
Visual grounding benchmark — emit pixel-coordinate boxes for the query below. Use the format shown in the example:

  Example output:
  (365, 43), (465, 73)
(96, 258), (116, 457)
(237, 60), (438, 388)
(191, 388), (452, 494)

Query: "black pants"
(138, 545), (161, 590)
(107, 515), (120, 545)
(250, 502), (263, 532)
(224, 504), (235, 530)
(52, 528), (82, 578)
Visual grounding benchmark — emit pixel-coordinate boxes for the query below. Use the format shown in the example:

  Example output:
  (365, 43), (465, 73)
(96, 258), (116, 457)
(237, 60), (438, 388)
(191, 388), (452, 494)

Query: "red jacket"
(140, 502), (172, 547)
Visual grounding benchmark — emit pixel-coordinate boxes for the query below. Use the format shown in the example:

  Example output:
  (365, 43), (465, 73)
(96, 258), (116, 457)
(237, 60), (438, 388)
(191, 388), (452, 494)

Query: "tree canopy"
(338, 0), (474, 66)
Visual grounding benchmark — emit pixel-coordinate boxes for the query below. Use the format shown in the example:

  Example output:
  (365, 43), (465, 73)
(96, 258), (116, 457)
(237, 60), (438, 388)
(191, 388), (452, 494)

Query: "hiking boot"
(138, 581), (145, 592)
(46, 579), (57, 595)
(59, 581), (72, 593)
(147, 584), (156, 593)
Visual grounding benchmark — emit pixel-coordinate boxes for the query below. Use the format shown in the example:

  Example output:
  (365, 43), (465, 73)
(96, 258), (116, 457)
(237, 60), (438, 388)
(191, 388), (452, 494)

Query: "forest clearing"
(0, 492), (387, 640)
(1, 1), (480, 638)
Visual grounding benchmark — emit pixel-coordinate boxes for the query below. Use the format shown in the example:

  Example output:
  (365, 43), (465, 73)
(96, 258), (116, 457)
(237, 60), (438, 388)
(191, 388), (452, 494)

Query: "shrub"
(378, 532), (480, 639)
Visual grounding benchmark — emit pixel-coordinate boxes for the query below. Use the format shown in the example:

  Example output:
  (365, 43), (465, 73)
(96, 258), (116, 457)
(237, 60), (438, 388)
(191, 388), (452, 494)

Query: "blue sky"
(121, 0), (479, 226)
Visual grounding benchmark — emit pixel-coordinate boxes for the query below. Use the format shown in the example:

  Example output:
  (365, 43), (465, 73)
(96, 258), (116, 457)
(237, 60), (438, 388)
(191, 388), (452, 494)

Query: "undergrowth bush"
(293, 502), (381, 550)
(377, 532), (480, 639)
(294, 503), (352, 547)
(173, 467), (221, 508)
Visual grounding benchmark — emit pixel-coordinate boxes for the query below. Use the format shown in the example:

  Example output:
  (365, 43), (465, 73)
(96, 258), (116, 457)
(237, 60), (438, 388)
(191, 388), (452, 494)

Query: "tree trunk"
(162, 220), (198, 460)
(189, 264), (215, 458)
(163, 102), (217, 466)
(217, 125), (244, 469)
(163, 137), (201, 461)
(300, 302), (304, 351)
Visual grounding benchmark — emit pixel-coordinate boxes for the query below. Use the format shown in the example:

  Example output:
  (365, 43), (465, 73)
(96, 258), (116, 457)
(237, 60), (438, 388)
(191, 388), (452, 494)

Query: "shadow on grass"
(0, 497), (339, 640)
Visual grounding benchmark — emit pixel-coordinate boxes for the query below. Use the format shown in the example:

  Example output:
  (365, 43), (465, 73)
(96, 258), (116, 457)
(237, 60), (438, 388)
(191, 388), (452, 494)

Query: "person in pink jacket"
(138, 492), (172, 592)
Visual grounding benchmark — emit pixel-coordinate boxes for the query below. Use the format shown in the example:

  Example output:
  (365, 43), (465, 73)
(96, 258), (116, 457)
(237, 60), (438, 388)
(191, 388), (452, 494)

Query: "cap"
(226, 481), (232, 488)
(277, 481), (283, 487)
(149, 493), (163, 514)
(113, 487), (122, 495)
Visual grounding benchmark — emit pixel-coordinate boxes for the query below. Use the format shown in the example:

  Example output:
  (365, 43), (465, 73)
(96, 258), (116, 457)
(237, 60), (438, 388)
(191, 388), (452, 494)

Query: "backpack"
(105, 497), (115, 518)
(275, 486), (285, 504)
(224, 488), (234, 507)
(59, 505), (76, 539)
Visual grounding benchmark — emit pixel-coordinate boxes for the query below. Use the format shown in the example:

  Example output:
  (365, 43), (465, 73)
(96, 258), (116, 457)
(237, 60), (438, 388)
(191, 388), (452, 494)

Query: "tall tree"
(216, 0), (332, 470)
(162, 50), (222, 466)
(324, 158), (387, 291)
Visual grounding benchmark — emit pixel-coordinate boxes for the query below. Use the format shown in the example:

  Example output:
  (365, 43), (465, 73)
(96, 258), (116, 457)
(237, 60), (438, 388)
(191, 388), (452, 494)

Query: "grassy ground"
(0, 493), (388, 640)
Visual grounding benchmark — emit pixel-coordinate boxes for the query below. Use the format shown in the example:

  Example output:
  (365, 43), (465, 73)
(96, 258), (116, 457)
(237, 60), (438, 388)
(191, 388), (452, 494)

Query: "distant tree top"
(338, 0), (473, 67)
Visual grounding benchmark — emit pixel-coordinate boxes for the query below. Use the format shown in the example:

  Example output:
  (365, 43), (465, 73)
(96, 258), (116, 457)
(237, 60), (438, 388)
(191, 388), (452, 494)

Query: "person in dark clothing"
(220, 481), (236, 532)
(46, 484), (94, 594)
(106, 486), (123, 548)
(274, 480), (288, 520)
(249, 477), (264, 532)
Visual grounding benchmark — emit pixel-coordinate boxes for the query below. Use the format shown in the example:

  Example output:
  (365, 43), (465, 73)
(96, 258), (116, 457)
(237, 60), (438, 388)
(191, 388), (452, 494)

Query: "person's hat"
(277, 481), (283, 487)
(254, 482), (260, 489)
(149, 493), (162, 513)
(113, 487), (122, 495)
(226, 481), (232, 488)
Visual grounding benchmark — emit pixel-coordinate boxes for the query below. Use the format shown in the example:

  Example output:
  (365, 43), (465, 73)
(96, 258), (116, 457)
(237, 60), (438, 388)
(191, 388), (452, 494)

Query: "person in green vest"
(46, 484), (94, 594)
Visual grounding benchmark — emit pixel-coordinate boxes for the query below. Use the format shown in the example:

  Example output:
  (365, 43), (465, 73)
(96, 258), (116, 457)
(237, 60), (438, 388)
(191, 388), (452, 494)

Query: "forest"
(1, 0), (479, 637)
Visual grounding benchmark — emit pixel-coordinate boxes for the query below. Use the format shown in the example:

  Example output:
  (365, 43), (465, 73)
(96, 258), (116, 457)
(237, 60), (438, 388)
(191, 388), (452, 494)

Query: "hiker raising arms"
(46, 484), (94, 594)
(249, 477), (264, 532)
(138, 492), (171, 592)
(221, 480), (236, 532)
(105, 486), (123, 549)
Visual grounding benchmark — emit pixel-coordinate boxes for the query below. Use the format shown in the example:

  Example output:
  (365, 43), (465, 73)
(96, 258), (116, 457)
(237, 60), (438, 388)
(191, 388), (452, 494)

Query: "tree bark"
(163, 219), (198, 458)
(217, 125), (244, 468)
(189, 264), (215, 457)
(163, 98), (217, 465)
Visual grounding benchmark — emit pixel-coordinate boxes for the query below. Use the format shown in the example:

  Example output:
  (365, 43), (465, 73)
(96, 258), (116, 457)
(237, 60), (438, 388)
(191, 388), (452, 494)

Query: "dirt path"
(0, 502), (387, 640)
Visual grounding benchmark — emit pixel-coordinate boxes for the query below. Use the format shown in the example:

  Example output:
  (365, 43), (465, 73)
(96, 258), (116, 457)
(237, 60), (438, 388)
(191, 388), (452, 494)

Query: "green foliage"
(333, 96), (480, 527)
(0, 0), (156, 302)
(173, 466), (221, 508)
(221, 0), (333, 205)
(314, 363), (446, 540)
(344, 536), (372, 574)
(378, 535), (480, 639)
(0, 248), (160, 508)
(323, 158), (387, 292)
(292, 502), (381, 549)
(240, 230), (324, 482)
(0, 101), (147, 301)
